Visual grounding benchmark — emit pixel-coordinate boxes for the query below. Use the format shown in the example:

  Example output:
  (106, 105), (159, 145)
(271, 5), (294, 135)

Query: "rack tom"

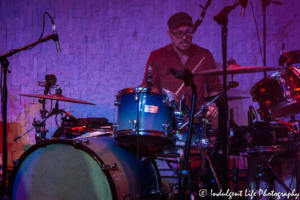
(250, 67), (300, 120)
(114, 87), (175, 145)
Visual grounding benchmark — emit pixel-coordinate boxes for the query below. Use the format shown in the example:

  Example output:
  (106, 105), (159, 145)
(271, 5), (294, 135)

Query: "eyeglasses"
(169, 30), (193, 39)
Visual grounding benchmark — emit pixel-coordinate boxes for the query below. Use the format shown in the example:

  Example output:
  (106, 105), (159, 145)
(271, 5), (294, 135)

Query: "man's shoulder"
(150, 44), (172, 56)
(191, 44), (212, 55)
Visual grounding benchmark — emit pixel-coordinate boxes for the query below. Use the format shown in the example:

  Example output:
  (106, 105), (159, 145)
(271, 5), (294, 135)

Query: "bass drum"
(8, 136), (161, 200)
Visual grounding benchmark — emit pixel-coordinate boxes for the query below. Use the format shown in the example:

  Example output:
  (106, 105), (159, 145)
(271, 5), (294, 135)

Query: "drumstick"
(175, 57), (205, 95)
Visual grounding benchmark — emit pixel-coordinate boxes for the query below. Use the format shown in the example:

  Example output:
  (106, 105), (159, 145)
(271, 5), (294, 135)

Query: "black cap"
(167, 12), (193, 29)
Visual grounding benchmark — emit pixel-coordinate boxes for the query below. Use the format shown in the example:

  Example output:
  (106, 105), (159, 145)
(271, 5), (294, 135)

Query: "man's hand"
(206, 91), (219, 118)
(206, 103), (218, 118)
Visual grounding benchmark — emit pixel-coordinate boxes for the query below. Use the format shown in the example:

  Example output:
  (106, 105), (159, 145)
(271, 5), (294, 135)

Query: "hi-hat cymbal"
(19, 94), (96, 105)
(198, 95), (250, 102)
(194, 65), (282, 76)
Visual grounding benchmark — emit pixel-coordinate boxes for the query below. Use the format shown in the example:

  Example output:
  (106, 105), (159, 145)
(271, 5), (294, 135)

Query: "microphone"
(240, 0), (248, 17)
(146, 62), (153, 93)
(52, 23), (61, 52)
(278, 43), (285, 66)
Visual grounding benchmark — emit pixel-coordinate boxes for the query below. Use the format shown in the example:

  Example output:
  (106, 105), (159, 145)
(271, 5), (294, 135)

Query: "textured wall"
(0, 0), (299, 163)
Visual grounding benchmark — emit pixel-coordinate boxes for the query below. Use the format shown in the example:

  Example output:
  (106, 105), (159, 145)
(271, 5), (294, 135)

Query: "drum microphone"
(248, 105), (257, 125)
(240, 0), (248, 17)
(179, 94), (186, 115)
(146, 62), (153, 93)
(52, 23), (61, 52)
(278, 43), (286, 66)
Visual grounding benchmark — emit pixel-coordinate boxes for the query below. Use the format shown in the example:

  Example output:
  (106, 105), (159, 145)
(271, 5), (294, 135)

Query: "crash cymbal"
(198, 95), (250, 102)
(19, 94), (96, 105)
(193, 65), (282, 76)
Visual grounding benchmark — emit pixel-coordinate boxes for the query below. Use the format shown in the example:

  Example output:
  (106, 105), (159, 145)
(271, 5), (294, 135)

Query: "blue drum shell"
(115, 90), (174, 145)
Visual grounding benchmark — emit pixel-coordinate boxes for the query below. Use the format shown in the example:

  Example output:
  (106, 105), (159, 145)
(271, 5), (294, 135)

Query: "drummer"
(141, 12), (221, 118)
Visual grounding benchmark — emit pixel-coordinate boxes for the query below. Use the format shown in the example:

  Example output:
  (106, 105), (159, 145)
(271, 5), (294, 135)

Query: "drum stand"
(239, 133), (295, 198)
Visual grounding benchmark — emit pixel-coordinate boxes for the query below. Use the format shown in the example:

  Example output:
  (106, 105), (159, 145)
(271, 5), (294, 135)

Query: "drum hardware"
(113, 94), (120, 105)
(100, 163), (117, 171)
(232, 123), (296, 197)
(13, 118), (47, 142)
(132, 119), (138, 131)
(73, 139), (89, 145)
(162, 122), (169, 137)
(12, 160), (18, 166)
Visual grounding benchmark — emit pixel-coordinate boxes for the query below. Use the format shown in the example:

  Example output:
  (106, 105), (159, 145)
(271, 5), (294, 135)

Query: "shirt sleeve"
(205, 52), (221, 95)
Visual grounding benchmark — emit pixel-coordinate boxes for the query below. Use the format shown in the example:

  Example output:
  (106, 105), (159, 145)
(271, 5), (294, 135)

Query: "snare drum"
(150, 120), (213, 157)
(8, 136), (161, 200)
(114, 87), (175, 145)
(251, 68), (300, 120)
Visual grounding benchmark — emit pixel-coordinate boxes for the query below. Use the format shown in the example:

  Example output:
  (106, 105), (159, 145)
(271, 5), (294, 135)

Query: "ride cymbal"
(19, 94), (96, 105)
(194, 65), (282, 76)
(198, 95), (250, 102)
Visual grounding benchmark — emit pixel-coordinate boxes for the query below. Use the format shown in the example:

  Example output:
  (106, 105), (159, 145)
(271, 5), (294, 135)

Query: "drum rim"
(7, 139), (118, 200)
(250, 69), (290, 94)
(116, 87), (166, 97)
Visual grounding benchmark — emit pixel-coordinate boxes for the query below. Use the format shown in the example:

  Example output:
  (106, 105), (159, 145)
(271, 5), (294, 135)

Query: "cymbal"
(19, 94), (96, 105)
(193, 65), (282, 76)
(198, 95), (250, 102)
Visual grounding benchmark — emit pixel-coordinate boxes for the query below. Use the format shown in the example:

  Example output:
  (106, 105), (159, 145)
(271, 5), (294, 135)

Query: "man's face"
(167, 24), (193, 53)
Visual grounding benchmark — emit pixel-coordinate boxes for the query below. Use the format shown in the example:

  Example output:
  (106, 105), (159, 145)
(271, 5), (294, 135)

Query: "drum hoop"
(250, 69), (291, 93)
(116, 87), (166, 97)
(7, 139), (118, 200)
(115, 129), (166, 137)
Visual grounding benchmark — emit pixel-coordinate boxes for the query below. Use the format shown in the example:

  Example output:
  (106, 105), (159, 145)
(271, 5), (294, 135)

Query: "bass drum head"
(8, 137), (161, 200)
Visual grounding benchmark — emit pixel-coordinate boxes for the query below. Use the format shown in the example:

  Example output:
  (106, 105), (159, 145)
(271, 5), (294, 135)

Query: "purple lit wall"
(0, 0), (299, 163)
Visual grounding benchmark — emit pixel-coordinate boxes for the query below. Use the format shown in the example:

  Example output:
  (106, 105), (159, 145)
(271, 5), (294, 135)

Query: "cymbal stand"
(213, 0), (244, 192)
(260, 0), (283, 77)
(36, 74), (57, 143)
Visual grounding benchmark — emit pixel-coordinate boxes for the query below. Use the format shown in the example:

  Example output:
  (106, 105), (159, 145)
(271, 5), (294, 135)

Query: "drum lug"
(163, 97), (170, 107)
(133, 119), (137, 130)
(114, 94), (120, 105)
(112, 124), (118, 136)
(151, 189), (164, 195)
(134, 92), (139, 102)
(162, 122), (169, 137)
(12, 159), (19, 166)
(277, 76), (285, 85)
(73, 139), (89, 145)
(200, 139), (209, 148)
(100, 163), (117, 171)
(284, 91), (291, 99)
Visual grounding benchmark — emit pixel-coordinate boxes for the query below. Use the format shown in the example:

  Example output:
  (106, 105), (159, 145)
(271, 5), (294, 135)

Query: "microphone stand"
(166, 66), (196, 200)
(260, 0), (283, 77)
(213, 1), (242, 193)
(0, 34), (58, 198)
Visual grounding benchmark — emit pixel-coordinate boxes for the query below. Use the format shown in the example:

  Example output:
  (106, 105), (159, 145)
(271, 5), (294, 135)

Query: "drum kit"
(6, 52), (300, 199)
